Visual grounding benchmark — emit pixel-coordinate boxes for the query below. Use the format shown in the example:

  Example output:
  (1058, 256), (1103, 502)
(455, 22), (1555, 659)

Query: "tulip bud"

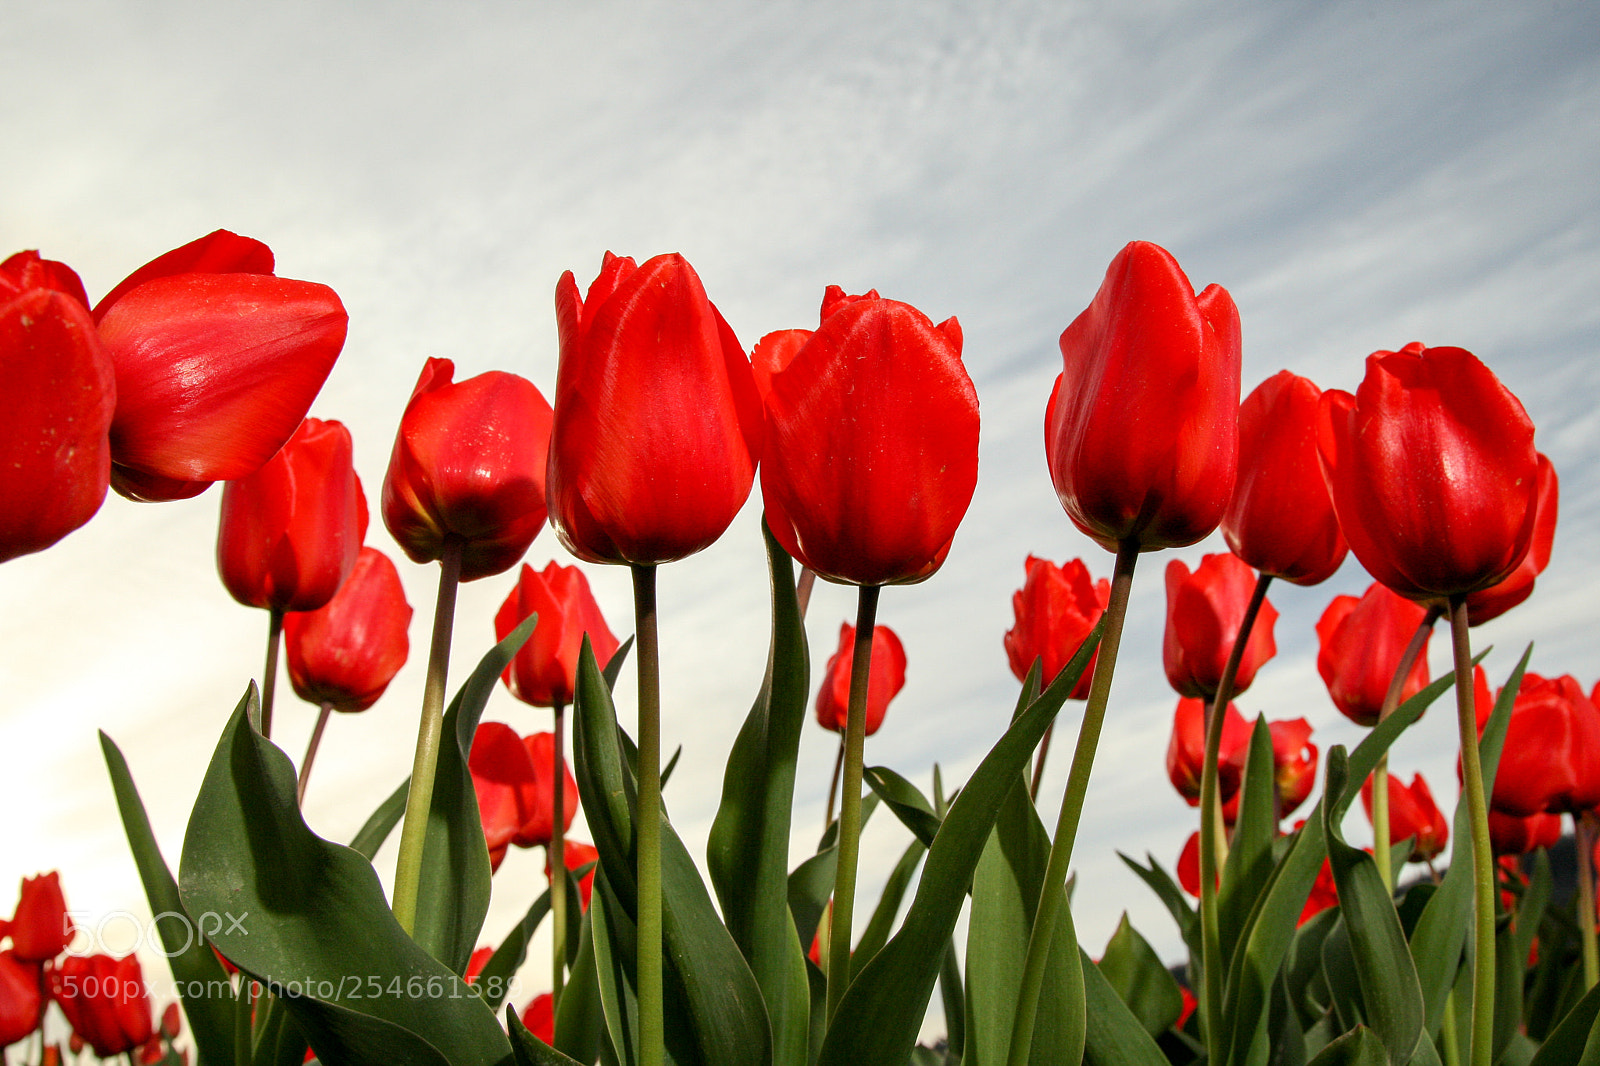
(495, 562), (620, 709)
(1487, 809), (1562, 857)
(7, 872), (72, 963)
(1314, 582), (1432, 727)
(49, 954), (154, 1058)
(815, 622), (907, 737)
(1161, 553), (1278, 699)
(382, 358), (553, 582)
(1362, 772), (1449, 863)
(1003, 556), (1109, 697)
(521, 993), (555, 1045)
(468, 724), (578, 870)
(283, 546), (413, 712)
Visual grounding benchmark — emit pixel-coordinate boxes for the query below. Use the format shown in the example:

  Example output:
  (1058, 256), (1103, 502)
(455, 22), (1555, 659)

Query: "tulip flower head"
(0, 950), (43, 1049)
(284, 546), (413, 712)
(1315, 582), (1433, 727)
(1361, 772), (1449, 863)
(469, 723), (578, 870)
(521, 993), (555, 1045)
(761, 286), (980, 586)
(1487, 809), (1562, 858)
(1466, 453), (1558, 625)
(49, 954), (153, 1058)
(1223, 371), (1347, 585)
(547, 252), (762, 566)
(546, 839), (600, 910)
(815, 622), (907, 737)
(6, 873), (72, 963)
(1046, 241), (1241, 553)
(1003, 555), (1109, 697)
(1165, 697), (1250, 807)
(1162, 553), (1279, 699)
(495, 561), (620, 708)
(1317, 343), (1539, 602)
(1483, 673), (1600, 817)
(383, 358), (554, 582)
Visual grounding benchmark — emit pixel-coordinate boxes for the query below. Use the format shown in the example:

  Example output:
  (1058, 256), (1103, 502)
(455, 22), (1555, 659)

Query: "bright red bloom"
(0, 284), (115, 563)
(1223, 371), (1347, 585)
(495, 562), (620, 709)
(1315, 582), (1433, 728)
(8, 873), (72, 963)
(93, 231), (346, 502)
(0, 952), (43, 1048)
(469, 724), (578, 870)
(382, 358), (553, 582)
(1466, 453), (1558, 625)
(1487, 810), (1562, 857)
(283, 546), (412, 712)
(1317, 343), (1539, 601)
(1, 250), (90, 308)
(521, 993), (554, 1045)
(545, 839), (600, 910)
(760, 286), (980, 586)
(1218, 717), (1319, 822)
(1003, 556), (1109, 697)
(1176, 832), (1207, 898)
(1482, 673), (1600, 817)
(1177, 986), (1197, 1030)
(1300, 857), (1339, 926)
(217, 418), (362, 612)
(547, 252), (761, 566)
(160, 1003), (180, 1040)
(814, 622), (907, 737)
(1362, 772), (1449, 862)
(1165, 697), (1250, 807)
(1162, 553), (1278, 699)
(1046, 241), (1241, 552)
(464, 947), (494, 985)
(49, 954), (154, 1058)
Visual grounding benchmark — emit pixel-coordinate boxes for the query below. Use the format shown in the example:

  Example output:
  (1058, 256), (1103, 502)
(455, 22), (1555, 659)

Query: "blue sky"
(3, 0), (1598, 1042)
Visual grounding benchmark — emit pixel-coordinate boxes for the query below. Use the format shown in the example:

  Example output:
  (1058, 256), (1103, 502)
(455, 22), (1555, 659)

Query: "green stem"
(296, 702), (333, 806)
(1449, 595), (1495, 1066)
(823, 735), (845, 840)
(551, 701), (568, 1016)
(391, 537), (464, 934)
(633, 565), (664, 1066)
(1441, 988), (1462, 1066)
(1577, 811), (1598, 991)
(1004, 540), (1138, 1066)
(1372, 605), (1442, 891)
(826, 584), (881, 1021)
(1197, 569), (1272, 1064)
(259, 607), (284, 738)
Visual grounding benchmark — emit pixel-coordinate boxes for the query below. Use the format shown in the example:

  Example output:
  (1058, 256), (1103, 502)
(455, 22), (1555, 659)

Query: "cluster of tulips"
(0, 228), (1590, 1066)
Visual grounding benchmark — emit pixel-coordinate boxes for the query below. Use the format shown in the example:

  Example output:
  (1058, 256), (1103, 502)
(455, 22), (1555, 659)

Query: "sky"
(3, 0), (1598, 1048)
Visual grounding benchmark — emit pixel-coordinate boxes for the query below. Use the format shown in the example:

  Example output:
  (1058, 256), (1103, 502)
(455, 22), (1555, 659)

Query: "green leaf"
(586, 874), (641, 1066)
(788, 796), (879, 953)
(571, 639), (773, 1066)
(553, 903), (606, 1065)
(415, 614), (540, 975)
(1305, 1025), (1387, 1066)
(850, 839), (926, 979)
(817, 618), (1103, 1066)
(705, 523), (813, 1066)
(1321, 746), (1426, 1066)
(178, 690), (513, 1066)
(863, 766), (942, 849)
(1119, 853), (1201, 969)
(1081, 944), (1168, 1066)
(1217, 716), (1280, 979)
(508, 1005), (585, 1066)
(476, 888), (552, 1011)
(100, 732), (237, 1066)
(350, 778), (410, 861)
(938, 938), (964, 1062)
(1097, 916), (1182, 1037)
(1528, 977), (1600, 1066)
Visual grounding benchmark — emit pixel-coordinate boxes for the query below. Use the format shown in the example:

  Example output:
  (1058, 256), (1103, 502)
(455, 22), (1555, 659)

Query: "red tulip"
(1165, 697), (1250, 807)
(495, 562), (620, 708)
(1162, 553), (1278, 699)
(0, 286), (114, 563)
(1222, 371), (1347, 585)
(1046, 241), (1241, 552)
(469, 724), (577, 870)
(1003, 556), (1109, 697)
(463, 947), (494, 985)
(1218, 717), (1318, 822)
(382, 358), (553, 582)
(760, 286), (980, 586)
(93, 230), (346, 502)
(217, 418), (362, 612)
(521, 992), (555, 1045)
(1176, 832), (1206, 898)
(1362, 772), (1449, 862)
(750, 328), (812, 401)
(1317, 343), (1539, 601)
(815, 622), (907, 737)
(160, 1003), (180, 1041)
(8, 872), (72, 963)
(1315, 582), (1432, 727)
(0, 952), (43, 1048)
(283, 546), (413, 712)
(1, 250), (90, 308)
(1482, 673), (1600, 817)
(1487, 810), (1562, 857)
(1466, 453), (1558, 625)
(1299, 856), (1339, 926)
(49, 954), (154, 1058)
(545, 839), (600, 910)
(547, 252), (762, 566)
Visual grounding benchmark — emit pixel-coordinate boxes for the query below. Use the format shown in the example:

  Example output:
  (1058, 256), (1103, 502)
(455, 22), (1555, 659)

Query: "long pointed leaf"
(1082, 943), (1169, 1066)
(850, 839), (926, 979)
(863, 766), (941, 849)
(350, 779), (410, 860)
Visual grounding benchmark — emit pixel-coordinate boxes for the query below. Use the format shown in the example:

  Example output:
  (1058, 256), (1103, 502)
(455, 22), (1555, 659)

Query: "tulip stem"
(258, 608), (284, 739)
(823, 738), (845, 840)
(632, 564), (664, 1066)
(392, 537), (464, 935)
(1005, 540), (1137, 1066)
(297, 702), (334, 806)
(1029, 723), (1054, 801)
(1370, 605), (1440, 891)
(796, 566), (817, 618)
(1577, 811), (1598, 991)
(1197, 569), (1272, 1065)
(551, 701), (567, 1016)
(826, 584), (882, 1022)
(1449, 595), (1494, 1066)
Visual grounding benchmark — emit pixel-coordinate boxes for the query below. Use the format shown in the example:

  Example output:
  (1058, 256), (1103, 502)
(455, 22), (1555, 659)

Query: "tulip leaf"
(850, 838), (926, 979)
(1081, 945), (1169, 1066)
(586, 874), (641, 1066)
(788, 795), (879, 953)
(938, 937), (964, 1060)
(706, 523), (813, 1066)
(414, 614), (540, 975)
(572, 638), (773, 1066)
(552, 902), (607, 1064)
(350, 778), (410, 860)
(508, 1006), (585, 1066)
(178, 689), (513, 1066)
(1218, 716), (1278, 966)
(476, 887), (552, 1011)
(816, 618), (1103, 1066)
(253, 997), (311, 1066)
(1118, 853), (1200, 968)
(99, 732), (237, 1066)
(863, 766), (942, 848)
(1321, 746), (1426, 1066)
(1528, 978), (1600, 1066)
(1305, 1025), (1387, 1066)
(1096, 915), (1182, 1037)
